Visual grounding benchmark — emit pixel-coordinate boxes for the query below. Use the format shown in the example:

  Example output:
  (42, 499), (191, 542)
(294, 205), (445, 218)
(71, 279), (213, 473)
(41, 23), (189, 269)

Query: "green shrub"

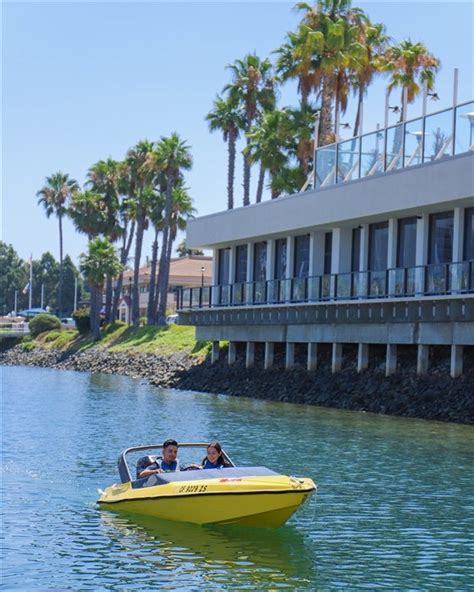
(20, 341), (36, 352)
(72, 308), (91, 335)
(28, 314), (61, 337)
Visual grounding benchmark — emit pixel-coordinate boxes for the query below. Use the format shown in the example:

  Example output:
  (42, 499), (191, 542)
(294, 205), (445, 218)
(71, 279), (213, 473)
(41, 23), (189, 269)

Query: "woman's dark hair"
(202, 441), (230, 467)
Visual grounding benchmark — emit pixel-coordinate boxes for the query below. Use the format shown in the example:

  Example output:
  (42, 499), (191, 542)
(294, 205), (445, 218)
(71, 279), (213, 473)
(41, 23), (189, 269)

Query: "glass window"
(352, 227), (361, 272)
(217, 248), (230, 285)
(397, 217), (417, 268)
(253, 242), (267, 282)
(369, 222), (388, 271)
(294, 235), (310, 278)
(234, 245), (248, 283)
(274, 238), (287, 279)
(324, 232), (332, 275)
(464, 208), (474, 261)
(429, 212), (453, 264)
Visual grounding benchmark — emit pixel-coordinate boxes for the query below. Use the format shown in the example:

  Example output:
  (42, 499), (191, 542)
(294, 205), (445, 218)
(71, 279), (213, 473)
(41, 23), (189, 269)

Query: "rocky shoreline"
(1, 344), (473, 424)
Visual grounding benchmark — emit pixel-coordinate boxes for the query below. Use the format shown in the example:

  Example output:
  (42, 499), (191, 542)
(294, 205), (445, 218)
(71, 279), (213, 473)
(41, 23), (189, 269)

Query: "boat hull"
(99, 475), (316, 528)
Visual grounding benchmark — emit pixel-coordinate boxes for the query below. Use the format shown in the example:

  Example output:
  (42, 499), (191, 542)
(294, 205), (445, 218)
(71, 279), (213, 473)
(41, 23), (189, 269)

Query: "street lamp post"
(201, 266), (205, 288)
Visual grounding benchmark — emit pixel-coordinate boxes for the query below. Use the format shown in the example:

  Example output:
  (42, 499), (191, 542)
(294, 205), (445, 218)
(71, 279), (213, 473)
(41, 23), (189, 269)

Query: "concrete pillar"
(452, 207), (465, 292)
(415, 214), (429, 294)
(332, 343), (343, 373)
(228, 342), (237, 365)
(285, 342), (295, 369)
(417, 344), (430, 375)
(246, 342), (255, 368)
(264, 342), (274, 370)
(211, 341), (220, 364)
(385, 344), (397, 376)
(357, 343), (369, 373)
(331, 227), (352, 274)
(450, 345), (463, 378)
(387, 218), (398, 295)
(307, 343), (318, 371)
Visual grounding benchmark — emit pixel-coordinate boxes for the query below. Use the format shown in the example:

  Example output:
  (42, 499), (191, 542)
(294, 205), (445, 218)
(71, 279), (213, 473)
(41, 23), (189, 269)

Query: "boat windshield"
(118, 443), (235, 484)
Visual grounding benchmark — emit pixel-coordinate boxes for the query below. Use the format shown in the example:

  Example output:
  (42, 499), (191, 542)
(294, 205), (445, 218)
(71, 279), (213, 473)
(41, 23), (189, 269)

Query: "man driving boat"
(137, 439), (180, 478)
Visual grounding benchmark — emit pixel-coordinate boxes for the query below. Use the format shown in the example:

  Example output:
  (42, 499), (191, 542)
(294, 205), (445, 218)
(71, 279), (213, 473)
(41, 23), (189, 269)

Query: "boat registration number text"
(177, 485), (208, 493)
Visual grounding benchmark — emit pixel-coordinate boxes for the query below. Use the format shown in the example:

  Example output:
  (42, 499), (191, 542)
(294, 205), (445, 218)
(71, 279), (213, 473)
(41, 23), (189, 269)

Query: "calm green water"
(1, 365), (473, 590)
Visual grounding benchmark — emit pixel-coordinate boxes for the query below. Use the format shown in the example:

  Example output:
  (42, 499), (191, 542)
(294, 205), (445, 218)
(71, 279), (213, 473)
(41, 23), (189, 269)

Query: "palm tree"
(351, 21), (389, 136)
(126, 140), (155, 327)
(110, 160), (136, 325)
(246, 109), (294, 199)
(385, 39), (440, 122)
(154, 134), (192, 325)
(295, 1), (368, 145)
(146, 187), (165, 325)
(176, 240), (204, 257)
(206, 95), (245, 210)
(288, 103), (319, 179)
(37, 172), (79, 315)
(225, 54), (276, 205)
(87, 158), (123, 322)
(69, 190), (108, 239)
(80, 237), (122, 340)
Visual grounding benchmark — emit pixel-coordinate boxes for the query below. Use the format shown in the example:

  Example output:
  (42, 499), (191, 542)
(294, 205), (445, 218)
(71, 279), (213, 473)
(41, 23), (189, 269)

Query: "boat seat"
(136, 455), (160, 479)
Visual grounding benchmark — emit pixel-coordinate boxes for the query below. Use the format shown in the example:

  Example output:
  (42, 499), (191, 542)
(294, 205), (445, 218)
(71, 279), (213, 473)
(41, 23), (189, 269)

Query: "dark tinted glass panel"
(217, 248), (230, 285)
(234, 245), (248, 283)
(369, 222), (388, 271)
(352, 228), (361, 272)
(464, 208), (474, 260)
(397, 217), (417, 268)
(324, 232), (333, 274)
(253, 242), (267, 281)
(274, 239), (287, 279)
(429, 212), (453, 264)
(294, 235), (310, 278)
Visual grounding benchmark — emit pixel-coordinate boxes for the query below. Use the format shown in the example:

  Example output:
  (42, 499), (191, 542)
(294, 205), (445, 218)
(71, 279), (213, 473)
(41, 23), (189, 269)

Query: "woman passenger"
(202, 441), (230, 469)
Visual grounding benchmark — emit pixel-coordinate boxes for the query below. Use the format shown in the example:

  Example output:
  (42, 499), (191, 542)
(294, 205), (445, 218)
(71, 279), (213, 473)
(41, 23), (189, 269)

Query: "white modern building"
(178, 99), (474, 378)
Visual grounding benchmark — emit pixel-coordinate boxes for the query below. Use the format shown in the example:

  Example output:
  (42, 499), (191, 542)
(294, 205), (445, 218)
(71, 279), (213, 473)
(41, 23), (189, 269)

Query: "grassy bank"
(21, 323), (214, 359)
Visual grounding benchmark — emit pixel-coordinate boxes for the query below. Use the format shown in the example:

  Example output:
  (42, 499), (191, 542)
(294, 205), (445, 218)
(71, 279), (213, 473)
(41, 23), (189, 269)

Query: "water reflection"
(97, 511), (317, 589)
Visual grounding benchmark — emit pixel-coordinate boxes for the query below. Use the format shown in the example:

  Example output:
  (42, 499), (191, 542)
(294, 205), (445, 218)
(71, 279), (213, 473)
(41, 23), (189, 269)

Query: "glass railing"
(177, 261), (473, 310)
(314, 100), (473, 190)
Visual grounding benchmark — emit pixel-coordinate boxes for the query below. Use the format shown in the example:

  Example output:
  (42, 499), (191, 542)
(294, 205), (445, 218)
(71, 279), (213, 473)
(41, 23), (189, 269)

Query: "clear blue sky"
(3, 1), (473, 265)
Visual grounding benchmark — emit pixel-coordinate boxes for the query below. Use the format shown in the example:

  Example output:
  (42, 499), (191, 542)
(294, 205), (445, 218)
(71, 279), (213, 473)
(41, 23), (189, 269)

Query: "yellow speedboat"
(98, 443), (316, 528)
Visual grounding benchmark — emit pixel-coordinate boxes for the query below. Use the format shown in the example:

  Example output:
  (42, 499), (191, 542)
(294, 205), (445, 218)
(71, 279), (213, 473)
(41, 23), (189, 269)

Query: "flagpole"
(29, 254), (33, 309)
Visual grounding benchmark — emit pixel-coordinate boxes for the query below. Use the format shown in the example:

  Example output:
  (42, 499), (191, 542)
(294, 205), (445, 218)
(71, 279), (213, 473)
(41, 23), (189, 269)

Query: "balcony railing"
(177, 261), (474, 310)
(314, 100), (474, 190)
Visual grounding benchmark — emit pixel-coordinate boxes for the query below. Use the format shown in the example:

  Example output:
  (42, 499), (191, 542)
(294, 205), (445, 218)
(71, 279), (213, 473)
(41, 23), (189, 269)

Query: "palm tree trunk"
(91, 284), (102, 341)
(243, 125), (251, 206)
(255, 164), (265, 203)
(58, 214), (64, 315)
(132, 208), (145, 327)
(319, 77), (333, 147)
(111, 220), (135, 324)
(104, 275), (112, 323)
(156, 177), (174, 325)
(147, 228), (159, 325)
(227, 132), (237, 210)
(353, 84), (364, 136)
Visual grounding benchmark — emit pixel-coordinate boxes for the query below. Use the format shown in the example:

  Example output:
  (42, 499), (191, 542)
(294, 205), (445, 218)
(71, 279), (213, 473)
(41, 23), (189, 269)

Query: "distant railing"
(176, 260), (474, 310)
(0, 322), (30, 336)
(314, 100), (474, 190)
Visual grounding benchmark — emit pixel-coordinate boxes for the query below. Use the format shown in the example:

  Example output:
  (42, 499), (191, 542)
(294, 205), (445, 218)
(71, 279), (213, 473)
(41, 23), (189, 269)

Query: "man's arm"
(138, 463), (163, 478)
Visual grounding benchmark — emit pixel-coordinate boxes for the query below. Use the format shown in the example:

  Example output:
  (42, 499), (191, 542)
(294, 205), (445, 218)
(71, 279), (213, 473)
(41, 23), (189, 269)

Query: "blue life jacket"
(203, 459), (223, 470)
(159, 459), (179, 472)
